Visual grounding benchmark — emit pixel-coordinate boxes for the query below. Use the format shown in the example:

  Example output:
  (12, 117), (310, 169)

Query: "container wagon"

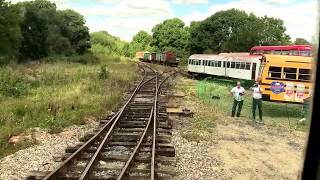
(135, 51), (144, 60)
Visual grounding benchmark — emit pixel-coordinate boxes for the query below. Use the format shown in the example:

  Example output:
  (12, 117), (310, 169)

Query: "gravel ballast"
(0, 123), (97, 180)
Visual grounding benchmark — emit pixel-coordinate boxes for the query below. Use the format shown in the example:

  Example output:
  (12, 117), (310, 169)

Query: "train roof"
(264, 54), (313, 63)
(189, 54), (261, 62)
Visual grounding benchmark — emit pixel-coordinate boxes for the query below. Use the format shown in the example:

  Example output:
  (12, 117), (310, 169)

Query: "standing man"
(251, 82), (263, 122)
(230, 81), (245, 117)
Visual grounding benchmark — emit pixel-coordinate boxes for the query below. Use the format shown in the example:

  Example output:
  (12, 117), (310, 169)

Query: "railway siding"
(27, 63), (177, 180)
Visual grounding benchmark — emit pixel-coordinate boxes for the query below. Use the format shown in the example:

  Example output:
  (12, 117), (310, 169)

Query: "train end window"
(299, 69), (311, 81)
(268, 66), (281, 78)
(284, 68), (297, 80)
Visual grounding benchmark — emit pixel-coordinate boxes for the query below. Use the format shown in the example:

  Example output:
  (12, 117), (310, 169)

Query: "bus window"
(264, 50), (271, 54)
(274, 50), (282, 55)
(245, 63), (251, 70)
(284, 68), (297, 80)
(231, 62), (235, 68)
(290, 50), (299, 56)
(300, 50), (311, 57)
(268, 66), (281, 78)
(299, 69), (311, 81)
(282, 50), (289, 55)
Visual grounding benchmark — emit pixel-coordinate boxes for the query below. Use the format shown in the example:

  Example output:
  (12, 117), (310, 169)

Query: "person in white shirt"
(251, 82), (263, 122)
(230, 81), (245, 117)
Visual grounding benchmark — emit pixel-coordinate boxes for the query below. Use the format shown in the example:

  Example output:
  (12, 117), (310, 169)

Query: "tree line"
(123, 8), (310, 64)
(1, 1), (311, 65)
(0, 0), (90, 64)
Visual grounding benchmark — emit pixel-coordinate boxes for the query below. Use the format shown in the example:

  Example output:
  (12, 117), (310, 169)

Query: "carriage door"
(251, 63), (257, 80)
(224, 61), (230, 77)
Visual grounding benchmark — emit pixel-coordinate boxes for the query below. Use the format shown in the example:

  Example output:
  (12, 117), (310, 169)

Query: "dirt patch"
(171, 77), (307, 180)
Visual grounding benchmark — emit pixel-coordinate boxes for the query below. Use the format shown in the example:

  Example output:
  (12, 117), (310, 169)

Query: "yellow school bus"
(259, 54), (313, 103)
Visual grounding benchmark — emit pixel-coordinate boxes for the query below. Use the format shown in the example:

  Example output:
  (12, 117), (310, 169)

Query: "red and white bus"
(250, 45), (312, 57)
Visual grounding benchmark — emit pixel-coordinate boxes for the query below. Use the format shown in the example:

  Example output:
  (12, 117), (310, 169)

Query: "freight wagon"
(138, 51), (178, 66)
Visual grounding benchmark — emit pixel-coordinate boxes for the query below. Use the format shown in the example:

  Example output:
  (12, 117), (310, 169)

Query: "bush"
(98, 64), (109, 79)
(68, 53), (100, 64)
(0, 69), (29, 97)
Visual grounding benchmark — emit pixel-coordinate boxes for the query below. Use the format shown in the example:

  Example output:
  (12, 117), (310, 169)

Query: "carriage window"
(223, 61), (226, 67)
(284, 68), (297, 80)
(299, 69), (311, 81)
(268, 66), (281, 78)
(240, 62), (246, 69)
(231, 62), (235, 68)
(235, 62), (241, 69)
(227, 62), (230, 68)
(245, 63), (251, 70)
(282, 50), (289, 55)
(217, 61), (221, 67)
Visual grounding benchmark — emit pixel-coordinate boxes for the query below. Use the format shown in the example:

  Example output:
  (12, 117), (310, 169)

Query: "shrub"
(0, 69), (29, 97)
(99, 64), (109, 79)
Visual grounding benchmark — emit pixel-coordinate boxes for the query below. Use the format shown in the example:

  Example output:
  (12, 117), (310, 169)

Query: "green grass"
(0, 56), (139, 158)
(195, 77), (309, 131)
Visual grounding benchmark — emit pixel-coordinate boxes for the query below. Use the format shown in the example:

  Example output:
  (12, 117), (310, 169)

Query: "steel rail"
(151, 72), (158, 180)
(79, 68), (158, 179)
(44, 64), (149, 180)
(117, 107), (155, 179)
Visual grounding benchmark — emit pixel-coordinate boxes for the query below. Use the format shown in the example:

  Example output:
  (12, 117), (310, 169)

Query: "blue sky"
(10, 0), (318, 42)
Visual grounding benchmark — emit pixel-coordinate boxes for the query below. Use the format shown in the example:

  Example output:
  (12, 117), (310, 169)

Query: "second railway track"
(31, 63), (177, 180)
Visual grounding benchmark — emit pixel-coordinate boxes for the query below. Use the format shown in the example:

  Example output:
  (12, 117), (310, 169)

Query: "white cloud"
(181, 0), (318, 41)
(171, 0), (208, 4)
(83, 0), (174, 41)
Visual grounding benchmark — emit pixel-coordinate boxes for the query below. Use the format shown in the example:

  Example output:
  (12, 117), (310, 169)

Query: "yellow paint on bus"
(259, 54), (313, 103)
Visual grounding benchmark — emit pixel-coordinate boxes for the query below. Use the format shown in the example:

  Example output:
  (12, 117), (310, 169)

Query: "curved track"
(36, 63), (176, 180)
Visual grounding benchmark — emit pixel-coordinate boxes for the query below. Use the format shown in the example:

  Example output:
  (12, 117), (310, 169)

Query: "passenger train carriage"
(188, 54), (262, 81)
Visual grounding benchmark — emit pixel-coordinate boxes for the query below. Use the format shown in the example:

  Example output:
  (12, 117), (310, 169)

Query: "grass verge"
(176, 76), (309, 141)
(0, 56), (139, 158)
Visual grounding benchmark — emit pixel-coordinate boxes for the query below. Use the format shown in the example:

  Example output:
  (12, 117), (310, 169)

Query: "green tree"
(128, 30), (154, 57)
(57, 9), (90, 54)
(90, 31), (128, 56)
(18, 0), (58, 59)
(190, 9), (291, 53)
(151, 18), (189, 58)
(0, 0), (22, 57)
(294, 38), (310, 45)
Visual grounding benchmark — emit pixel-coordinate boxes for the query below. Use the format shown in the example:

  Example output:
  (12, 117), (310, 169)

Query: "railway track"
(29, 63), (177, 180)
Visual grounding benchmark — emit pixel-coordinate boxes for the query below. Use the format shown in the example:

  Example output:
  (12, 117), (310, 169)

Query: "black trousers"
(232, 100), (243, 117)
(252, 98), (263, 121)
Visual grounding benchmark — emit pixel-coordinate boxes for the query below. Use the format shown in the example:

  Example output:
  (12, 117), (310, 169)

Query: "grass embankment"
(0, 57), (139, 157)
(176, 77), (309, 141)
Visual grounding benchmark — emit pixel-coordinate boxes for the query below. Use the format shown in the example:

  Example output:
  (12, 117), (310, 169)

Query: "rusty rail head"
(117, 107), (154, 180)
(43, 64), (150, 180)
(79, 71), (158, 180)
(151, 72), (158, 180)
